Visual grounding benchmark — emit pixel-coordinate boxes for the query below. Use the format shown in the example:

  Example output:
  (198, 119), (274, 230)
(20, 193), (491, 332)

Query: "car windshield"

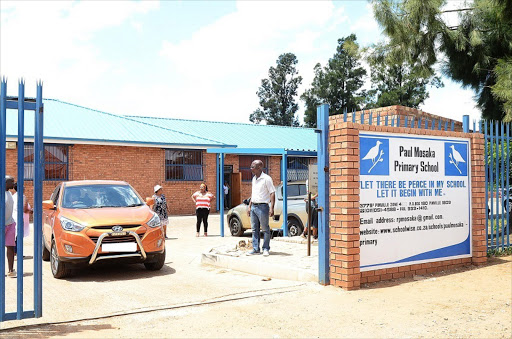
(61, 184), (144, 209)
(281, 184), (307, 197)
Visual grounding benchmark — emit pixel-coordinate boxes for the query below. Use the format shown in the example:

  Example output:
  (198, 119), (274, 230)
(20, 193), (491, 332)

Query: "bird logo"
(448, 144), (466, 174)
(362, 140), (384, 173)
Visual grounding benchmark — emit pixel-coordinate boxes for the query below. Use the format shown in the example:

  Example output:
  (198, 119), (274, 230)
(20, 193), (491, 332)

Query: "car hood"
(60, 206), (153, 226)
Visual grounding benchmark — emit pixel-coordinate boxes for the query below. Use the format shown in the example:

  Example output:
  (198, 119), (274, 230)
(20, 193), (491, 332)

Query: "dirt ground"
(1, 215), (511, 338)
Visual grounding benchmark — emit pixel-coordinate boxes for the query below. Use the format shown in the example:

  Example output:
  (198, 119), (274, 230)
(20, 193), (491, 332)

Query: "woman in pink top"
(191, 183), (215, 237)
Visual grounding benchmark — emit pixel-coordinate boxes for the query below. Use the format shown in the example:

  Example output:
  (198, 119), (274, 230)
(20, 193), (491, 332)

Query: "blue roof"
(6, 99), (229, 147)
(128, 116), (317, 152)
(5, 99), (317, 151)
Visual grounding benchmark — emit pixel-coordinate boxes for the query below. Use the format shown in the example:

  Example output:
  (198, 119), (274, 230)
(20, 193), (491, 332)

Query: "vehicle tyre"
(229, 216), (244, 237)
(287, 217), (303, 237)
(42, 238), (50, 262)
(144, 249), (166, 271)
(50, 240), (69, 279)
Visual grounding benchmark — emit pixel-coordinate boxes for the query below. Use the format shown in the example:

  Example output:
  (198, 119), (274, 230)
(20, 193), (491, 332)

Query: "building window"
(287, 157), (309, 182)
(165, 149), (203, 181)
(239, 155), (268, 182)
(24, 144), (69, 181)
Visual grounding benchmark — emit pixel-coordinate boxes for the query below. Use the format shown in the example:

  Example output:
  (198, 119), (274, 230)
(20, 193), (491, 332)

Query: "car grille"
(89, 233), (145, 244)
(90, 225), (141, 230)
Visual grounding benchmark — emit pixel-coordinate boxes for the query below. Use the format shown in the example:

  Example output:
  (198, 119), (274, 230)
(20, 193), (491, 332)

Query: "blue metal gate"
(482, 121), (511, 252)
(0, 78), (44, 321)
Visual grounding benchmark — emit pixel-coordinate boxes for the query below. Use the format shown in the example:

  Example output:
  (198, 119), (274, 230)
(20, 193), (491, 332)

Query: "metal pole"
(0, 78), (7, 322)
(282, 153), (288, 237)
(506, 123), (510, 247)
(490, 122), (495, 248)
(501, 122), (505, 249)
(307, 192), (312, 256)
(317, 104), (329, 285)
(463, 115), (470, 133)
(484, 121), (489, 251)
(215, 155), (219, 211)
(219, 153), (224, 237)
(16, 79), (25, 319)
(34, 81), (43, 318)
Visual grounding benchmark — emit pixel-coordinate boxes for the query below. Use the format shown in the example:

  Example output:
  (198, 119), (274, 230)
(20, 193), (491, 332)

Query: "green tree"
(250, 53), (303, 126)
(373, 0), (512, 120)
(366, 44), (443, 108)
(492, 58), (512, 117)
(301, 34), (367, 127)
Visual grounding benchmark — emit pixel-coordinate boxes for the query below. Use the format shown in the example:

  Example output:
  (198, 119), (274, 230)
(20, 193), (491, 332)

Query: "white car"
(226, 182), (309, 237)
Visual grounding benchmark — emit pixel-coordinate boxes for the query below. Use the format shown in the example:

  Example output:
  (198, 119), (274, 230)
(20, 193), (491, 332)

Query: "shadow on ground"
(63, 263), (176, 282)
(2, 323), (114, 338)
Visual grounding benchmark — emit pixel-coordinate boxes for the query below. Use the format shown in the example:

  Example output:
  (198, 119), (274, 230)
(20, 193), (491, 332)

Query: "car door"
(43, 184), (61, 248)
(270, 183), (308, 229)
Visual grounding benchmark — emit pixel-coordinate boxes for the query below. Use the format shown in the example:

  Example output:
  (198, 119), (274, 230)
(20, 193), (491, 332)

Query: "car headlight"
(147, 213), (161, 228)
(60, 216), (85, 232)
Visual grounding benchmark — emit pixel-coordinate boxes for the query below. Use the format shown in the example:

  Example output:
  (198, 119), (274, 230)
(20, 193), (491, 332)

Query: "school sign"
(359, 132), (472, 271)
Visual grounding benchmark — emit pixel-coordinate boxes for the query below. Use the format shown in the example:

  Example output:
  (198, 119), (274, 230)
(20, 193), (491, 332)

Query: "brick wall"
(5, 145), (284, 215)
(328, 118), (486, 290)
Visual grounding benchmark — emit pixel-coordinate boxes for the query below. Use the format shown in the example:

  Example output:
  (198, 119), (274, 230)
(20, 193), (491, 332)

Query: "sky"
(0, 0), (481, 125)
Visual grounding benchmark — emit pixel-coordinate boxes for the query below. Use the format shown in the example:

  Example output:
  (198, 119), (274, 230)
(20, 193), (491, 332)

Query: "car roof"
(63, 180), (130, 187)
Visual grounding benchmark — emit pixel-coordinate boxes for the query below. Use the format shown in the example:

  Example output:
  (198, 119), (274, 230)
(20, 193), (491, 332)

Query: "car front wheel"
(51, 240), (69, 279)
(144, 249), (166, 271)
(229, 216), (244, 237)
(287, 218), (303, 237)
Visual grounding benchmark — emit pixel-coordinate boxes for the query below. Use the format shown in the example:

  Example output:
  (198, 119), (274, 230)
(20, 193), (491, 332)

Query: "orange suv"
(42, 180), (166, 278)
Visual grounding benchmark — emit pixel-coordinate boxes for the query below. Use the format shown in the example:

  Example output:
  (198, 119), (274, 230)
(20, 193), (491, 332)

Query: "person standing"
(246, 160), (275, 257)
(4, 176), (16, 277)
(10, 182), (33, 257)
(191, 183), (214, 237)
(223, 182), (229, 209)
(152, 185), (170, 239)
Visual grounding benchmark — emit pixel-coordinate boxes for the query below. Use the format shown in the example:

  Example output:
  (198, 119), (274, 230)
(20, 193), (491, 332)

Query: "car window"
(61, 184), (144, 209)
(299, 184), (307, 195)
(50, 185), (61, 205)
(280, 184), (307, 197)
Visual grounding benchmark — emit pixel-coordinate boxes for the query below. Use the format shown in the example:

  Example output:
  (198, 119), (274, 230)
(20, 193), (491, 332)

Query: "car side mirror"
(146, 197), (155, 206)
(243, 198), (250, 205)
(42, 200), (56, 210)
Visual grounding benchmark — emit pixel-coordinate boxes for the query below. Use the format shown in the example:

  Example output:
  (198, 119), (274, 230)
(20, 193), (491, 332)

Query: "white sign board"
(359, 132), (471, 271)
(308, 164), (318, 195)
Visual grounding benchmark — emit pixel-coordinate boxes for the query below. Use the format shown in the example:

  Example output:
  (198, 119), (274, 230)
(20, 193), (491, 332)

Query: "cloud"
(420, 79), (481, 122)
(0, 1), (158, 97)
(156, 1), (351, 122)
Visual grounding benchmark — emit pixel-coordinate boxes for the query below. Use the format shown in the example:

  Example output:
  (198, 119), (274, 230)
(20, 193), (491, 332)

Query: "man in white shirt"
(246, 160), (275, 256)
(4, 176), (16, 277)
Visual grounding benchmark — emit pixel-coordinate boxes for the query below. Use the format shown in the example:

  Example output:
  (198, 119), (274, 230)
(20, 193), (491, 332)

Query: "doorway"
(223, 165), (233, 209)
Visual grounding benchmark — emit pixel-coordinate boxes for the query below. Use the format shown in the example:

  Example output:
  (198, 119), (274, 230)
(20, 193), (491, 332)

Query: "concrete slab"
(201, 236), (319, 283)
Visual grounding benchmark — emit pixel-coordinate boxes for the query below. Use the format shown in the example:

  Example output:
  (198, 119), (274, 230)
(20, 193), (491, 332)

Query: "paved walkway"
(1, 214), (319, 329)
(202, 234), (319, 282)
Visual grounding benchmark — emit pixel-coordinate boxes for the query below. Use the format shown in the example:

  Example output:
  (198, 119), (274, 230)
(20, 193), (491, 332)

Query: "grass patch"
(487, 247), (512, 257)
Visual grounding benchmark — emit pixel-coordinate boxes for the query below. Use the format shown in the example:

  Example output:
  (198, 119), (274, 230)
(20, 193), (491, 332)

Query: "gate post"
(219, 153), (225, 237)
(282, 153), (288, 236)
(0, 78), (7, 322)
(16, 80), (25, 319)
(317, 104), (330, 285)
(34, 81), (43, 317)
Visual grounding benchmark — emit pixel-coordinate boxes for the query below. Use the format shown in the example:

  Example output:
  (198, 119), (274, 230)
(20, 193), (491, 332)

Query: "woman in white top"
(10, 182), (33, 258)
